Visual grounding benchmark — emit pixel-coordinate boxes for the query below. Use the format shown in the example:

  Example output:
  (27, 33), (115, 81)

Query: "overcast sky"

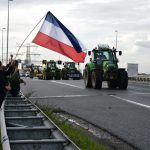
(0, 0), (150, 73)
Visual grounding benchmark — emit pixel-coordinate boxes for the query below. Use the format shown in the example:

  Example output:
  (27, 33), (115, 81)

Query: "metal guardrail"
(0, 93), (80, 150)
(0, 102), (11, 150)
(128, 76), (150, 82)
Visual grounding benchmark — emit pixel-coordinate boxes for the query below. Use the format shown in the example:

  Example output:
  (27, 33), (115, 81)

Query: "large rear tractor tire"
(91, 70), (102, 89)
(83, 66), (92, 88)
(118, 70), (128, 89)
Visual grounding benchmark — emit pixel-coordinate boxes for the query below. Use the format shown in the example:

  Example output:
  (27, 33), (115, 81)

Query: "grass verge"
(39, 105), (108, 150)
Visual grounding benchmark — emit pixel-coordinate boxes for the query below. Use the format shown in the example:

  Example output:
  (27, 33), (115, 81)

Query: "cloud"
(135, 40), (150, 48)
(68, 0), (150, 28)
(1, 0), (150, 73)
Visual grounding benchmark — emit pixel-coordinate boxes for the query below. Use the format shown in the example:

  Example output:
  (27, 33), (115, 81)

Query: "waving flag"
(33, 11), (87, 62)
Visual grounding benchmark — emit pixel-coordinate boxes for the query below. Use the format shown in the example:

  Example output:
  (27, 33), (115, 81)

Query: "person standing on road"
(42, 62), (46, 80)
(0, 61), (11, 108)
(9, 60), (26, 97)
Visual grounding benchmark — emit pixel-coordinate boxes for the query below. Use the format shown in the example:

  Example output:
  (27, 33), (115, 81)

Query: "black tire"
(83, 66), (92, 88)
(62, 72), (69, 80)
(64, 75), (69, 80)
(73, 77), (80, 80)
(55, 72), (61, 80)
(91, 70), (102, 89)
(118, 70), (128, 89)
(47, 76), (53, 80)
(55, 76), (60, 80)
(107, 80), (118, 89)
(61, 73), (65, 80)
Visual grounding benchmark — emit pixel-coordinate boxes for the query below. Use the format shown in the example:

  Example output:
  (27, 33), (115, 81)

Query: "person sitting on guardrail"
(9, 60), (26, 97)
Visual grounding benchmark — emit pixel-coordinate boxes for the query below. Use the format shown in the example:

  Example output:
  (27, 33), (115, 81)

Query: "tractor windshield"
(67, 63), (75, 69)
(96, 51), (113, 61)
(48, 63), (56, 69)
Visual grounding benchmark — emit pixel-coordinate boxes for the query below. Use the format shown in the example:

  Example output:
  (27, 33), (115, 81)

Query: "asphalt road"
(21, 78), (150, 150)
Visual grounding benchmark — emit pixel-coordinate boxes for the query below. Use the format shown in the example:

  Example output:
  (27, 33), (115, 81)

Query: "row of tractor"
(30, 60), (81, 80)
(29, 44), (128, 89)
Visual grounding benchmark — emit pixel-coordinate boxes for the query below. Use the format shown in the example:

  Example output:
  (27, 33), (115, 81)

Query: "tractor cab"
(90, 45), (120, 64)
(47, 61), (57, 70)
(64, 62), (76, 70)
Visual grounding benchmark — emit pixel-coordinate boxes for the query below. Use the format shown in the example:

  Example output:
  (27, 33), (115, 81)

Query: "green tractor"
(83, 45), (128, 89)
(61, 62), (81, 80)
(42, 60), (61, 80)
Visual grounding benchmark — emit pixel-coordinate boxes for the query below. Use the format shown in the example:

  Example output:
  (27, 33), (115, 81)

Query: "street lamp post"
(6, 0), (13, 65)
(2, 28), (6, 64)
(115, 30), (118, 51)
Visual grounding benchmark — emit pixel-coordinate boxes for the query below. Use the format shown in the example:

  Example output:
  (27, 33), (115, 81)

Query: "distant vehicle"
(42, 60), (62, 80)
(61, 62), (81, 80)
(29, 65), (42, 79)
(25, 71), (30, 77)
(19, 72), (25, 77)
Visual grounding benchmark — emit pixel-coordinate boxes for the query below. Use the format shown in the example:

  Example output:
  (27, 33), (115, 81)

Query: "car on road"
(20, 72), (25, 77)
(25, 71), (30, 77)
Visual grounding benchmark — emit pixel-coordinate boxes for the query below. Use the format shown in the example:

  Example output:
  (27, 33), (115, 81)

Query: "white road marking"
(29, 95), (89, 99)
(51, 81), (84, 89)
(110, 95), (150, 109)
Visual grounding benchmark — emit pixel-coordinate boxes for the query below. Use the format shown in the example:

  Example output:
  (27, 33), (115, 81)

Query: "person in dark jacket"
(0, 61), (11, 108)
(9, 60), (26, 97)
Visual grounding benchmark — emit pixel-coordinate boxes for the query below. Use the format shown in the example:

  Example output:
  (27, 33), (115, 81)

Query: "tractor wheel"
(55, 76), (60, 80)
(83, 66), (92, 88)
(62, 72), (68, 80)
(61, 73), (65, 80)
(118, 70), (128, 89)
(91, 70), (102, 89)
(73, 77), (80, 80)
(107, 80), (118, 89)
(55, 72), (61, 80)
(48, 76), (53, 80)
(64, 74), (69, 80)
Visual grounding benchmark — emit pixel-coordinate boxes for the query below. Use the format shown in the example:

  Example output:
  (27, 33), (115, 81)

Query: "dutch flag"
(33, 11), (87, 62)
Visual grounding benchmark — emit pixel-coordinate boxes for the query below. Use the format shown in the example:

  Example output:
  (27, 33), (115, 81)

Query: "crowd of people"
(0, 60), (26, 108)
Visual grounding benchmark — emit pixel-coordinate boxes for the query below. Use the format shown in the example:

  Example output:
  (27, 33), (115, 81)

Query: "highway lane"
(21, 79), (150, 150)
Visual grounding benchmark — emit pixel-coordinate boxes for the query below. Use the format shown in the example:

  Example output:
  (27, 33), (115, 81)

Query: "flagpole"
(15, 14), (46, 59)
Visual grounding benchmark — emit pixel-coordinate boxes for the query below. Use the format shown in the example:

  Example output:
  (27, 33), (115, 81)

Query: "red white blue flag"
(33, 11), (87, 62)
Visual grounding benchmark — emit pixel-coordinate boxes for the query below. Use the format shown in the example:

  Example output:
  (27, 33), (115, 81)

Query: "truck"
(83, 44), (128, 89)
(42, 60), (61, 80)
(61, 62), (81, 80)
